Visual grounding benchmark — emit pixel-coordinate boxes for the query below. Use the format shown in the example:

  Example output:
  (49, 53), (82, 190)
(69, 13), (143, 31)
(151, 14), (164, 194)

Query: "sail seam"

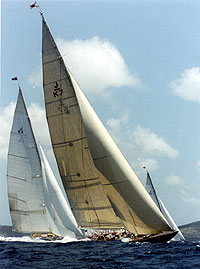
(52, 137), (86, 147)
(7, 175), (27, 182)
(102, 180), (127, 186)
(68, 177), (99, 182)
(8, 195), (26, 202)
(45, 95), (75, 105)
(44, 77), (70, 87)
(67, 181), (101, 190)
(8, 154), (27, 159)
(43, 56), (62, 65)
(73, 206), (113, 211)
(10, 209), (44, 214)
(93, 155), (110, 161)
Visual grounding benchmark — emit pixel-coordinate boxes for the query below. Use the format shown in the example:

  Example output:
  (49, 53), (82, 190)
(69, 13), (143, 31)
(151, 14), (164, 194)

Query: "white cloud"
(171, 67), (200, 103)
(133, 157), (159, 173)
(164, 174), (183, 185)
(107, 113), (129, 133)
(132, 125), (179, 159)
(56, 36), (142, 95)
(27, 103), (51, 148)
(197, 160), (200, 172)
(28, 65), (42, 88)
(0, 103), (16, 159)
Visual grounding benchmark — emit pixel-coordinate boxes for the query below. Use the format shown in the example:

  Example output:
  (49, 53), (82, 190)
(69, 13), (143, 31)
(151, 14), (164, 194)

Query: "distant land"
(179, 221), (200, 241)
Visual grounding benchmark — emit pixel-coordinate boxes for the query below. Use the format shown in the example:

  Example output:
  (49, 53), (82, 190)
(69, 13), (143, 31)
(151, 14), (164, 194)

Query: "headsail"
(145, 170), (185, 240)
(39, 145), (83, 237)
(7, 88), (50, 233)
(41, 15), (172, 235)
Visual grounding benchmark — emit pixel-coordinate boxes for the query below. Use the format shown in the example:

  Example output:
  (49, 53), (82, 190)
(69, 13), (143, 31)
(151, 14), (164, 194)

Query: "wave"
(0, 235), (87, 244)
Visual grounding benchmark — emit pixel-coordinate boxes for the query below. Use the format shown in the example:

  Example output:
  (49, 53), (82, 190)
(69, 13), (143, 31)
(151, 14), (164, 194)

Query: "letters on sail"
(41, 14), (173, 235)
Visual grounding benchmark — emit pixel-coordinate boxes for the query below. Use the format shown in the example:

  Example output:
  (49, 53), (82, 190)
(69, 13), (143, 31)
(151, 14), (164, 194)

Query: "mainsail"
(7, 88), (51, 233)
(41, 15), (173, 235)
(145, 171), (185, 240)
(7, 88), (81, 238)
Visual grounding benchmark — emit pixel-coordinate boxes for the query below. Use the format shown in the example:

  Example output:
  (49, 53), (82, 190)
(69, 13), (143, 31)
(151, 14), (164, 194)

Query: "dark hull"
(88, 230), (178, 243)
(131, 231), (178, 243)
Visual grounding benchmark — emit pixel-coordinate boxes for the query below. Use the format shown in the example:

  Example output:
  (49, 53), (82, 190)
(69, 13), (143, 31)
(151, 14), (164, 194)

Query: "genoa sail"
(41, 15), (173, 235)
(39, 145), (83, 237)
(7, 88), (51, 233)
(145, 171), (185, 240)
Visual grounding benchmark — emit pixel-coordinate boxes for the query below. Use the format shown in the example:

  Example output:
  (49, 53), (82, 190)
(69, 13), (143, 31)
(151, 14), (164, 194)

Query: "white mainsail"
(145, 171), (185, 241)
(41, 14), (173, 235)
(7, 88), (81, 238)
(39, 145), (83, 237)
(7, 88), (51, 233)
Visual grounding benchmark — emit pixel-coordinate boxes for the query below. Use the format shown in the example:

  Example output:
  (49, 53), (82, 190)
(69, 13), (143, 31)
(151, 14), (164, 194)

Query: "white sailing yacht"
(40, 13), (177, 242)
(6, 88), (82, 239)
(145, 170), (185, 241)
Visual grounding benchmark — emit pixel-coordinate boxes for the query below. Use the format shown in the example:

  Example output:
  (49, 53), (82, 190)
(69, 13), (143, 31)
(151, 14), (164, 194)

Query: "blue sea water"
(0, 236), (200, 269)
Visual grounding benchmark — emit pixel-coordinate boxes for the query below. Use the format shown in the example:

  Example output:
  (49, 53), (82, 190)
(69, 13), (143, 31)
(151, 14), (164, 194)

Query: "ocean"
(0, 236), (200, 268)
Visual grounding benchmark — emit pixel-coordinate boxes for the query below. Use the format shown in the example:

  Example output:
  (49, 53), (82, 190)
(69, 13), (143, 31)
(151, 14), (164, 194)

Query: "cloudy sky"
(1, 0), (200, 226)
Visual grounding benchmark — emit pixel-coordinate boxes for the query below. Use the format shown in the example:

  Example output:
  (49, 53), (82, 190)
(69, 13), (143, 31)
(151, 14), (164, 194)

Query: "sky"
(1, 0), (200, 226)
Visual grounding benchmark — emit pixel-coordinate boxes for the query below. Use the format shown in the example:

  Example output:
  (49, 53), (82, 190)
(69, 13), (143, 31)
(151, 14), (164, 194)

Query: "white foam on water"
(0, 235), (87, 244)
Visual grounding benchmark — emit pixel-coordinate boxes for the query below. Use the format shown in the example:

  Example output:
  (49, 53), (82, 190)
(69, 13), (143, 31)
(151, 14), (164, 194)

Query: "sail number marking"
(52, 81), (70, 114)
(53, 81), (63, 97)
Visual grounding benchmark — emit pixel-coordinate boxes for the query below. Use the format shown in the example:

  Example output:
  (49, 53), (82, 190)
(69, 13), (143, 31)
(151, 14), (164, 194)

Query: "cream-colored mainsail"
(7, 89), (51, 233)
(41, 15), (172, 235)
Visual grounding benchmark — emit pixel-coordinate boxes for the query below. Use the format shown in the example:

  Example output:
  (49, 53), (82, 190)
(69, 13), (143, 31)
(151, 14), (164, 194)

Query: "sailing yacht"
(40, 13), (178, 242)
(145, 170), (185, 241)
(6, 88), (82, 239)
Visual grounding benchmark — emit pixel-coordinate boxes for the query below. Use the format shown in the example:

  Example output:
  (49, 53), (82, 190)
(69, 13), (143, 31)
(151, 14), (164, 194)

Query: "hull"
(131, 231), (178, 243)
(88, 230), (178, 243)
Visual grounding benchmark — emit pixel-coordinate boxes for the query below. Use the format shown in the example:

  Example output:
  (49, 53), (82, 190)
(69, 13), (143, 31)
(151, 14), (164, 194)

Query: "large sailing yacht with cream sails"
(40, 12), (178, 242)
